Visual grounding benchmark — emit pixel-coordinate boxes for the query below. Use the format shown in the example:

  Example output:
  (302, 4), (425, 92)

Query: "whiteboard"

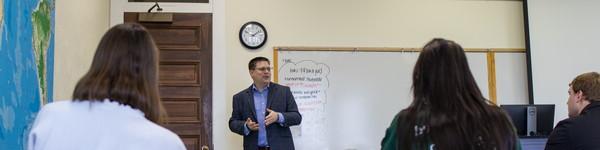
(276, 50), (528, 150)
(526, 0), (600, 124)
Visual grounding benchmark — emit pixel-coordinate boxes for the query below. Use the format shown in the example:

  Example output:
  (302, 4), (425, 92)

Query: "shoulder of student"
(126, 121), (186, 149)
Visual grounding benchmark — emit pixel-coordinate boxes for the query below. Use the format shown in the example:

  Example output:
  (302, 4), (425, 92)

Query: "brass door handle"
(201, 145), (209, 150)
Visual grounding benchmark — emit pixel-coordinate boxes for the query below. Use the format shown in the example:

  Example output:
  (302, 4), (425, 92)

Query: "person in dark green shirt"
(380, 38), (521, 150)
(381, 114), (400, 150)
(381, 113), (522, 150)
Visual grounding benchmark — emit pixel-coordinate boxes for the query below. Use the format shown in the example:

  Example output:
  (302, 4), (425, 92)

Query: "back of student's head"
(396, 38), (517, 150)
(72, 23), (164, 123)
(412, 38), (483, 109)
(571, 72), (600, 101)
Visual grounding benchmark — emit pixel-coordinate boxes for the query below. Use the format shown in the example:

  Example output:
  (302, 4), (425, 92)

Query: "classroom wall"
(53, 0), (525, 149)
(527, 0), (600, 124)
(54, 0), (109, 100)
(225, 0), (525, 149)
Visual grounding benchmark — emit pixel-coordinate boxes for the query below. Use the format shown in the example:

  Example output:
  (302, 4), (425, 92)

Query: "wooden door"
(125, 13), (212, 150)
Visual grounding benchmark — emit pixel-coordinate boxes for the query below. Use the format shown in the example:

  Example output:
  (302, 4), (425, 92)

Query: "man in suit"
(229, 57), (302, 150)
(545, 72), (600, 150)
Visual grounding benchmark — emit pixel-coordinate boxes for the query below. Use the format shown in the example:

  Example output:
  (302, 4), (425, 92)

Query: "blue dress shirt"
(244, 84), (285, 147)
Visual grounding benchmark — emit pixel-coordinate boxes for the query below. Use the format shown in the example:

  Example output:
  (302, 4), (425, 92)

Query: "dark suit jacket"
(229, 82), (302, 150)
(545, 101), (600, 150)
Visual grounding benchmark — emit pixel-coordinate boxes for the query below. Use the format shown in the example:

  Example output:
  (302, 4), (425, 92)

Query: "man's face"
(250, 61), (271, 85)
(567, 86), (582, 117)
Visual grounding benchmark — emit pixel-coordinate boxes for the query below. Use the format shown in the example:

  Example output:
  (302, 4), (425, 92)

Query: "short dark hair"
(570, 72), (600, 101)
(248, 56), (270, 70)
(72, 23), (165, 123)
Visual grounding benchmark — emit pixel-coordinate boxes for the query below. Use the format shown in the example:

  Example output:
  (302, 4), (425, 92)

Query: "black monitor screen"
(501, 104), (555, 137)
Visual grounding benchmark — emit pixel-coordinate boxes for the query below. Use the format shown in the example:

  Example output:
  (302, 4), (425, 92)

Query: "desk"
(520, 137), (547, 150)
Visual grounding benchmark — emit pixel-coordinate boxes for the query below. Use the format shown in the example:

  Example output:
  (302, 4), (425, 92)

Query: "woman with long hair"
(28, 23), (185, 150)
(381, 38), (519, 150)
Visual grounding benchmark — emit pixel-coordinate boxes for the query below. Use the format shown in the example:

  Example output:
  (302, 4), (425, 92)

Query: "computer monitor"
(501, 104), (555, 137)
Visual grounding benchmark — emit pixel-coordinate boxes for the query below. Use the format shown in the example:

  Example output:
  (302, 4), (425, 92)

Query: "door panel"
(125, 13), (212, 150)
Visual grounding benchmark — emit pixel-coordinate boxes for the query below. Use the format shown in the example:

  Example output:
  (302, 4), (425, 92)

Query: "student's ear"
(575, 90), (585, 102)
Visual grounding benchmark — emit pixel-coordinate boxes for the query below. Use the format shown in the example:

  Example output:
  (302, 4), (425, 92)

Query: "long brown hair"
(396, 38), (517, 150)
(72, 23), (164, 123)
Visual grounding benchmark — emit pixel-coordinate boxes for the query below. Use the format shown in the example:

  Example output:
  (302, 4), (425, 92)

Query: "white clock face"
(241, 23), (266, 48)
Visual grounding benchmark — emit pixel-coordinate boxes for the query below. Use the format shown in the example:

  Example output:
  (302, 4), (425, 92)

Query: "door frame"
(110, 0), (212, 27)
(110, 1), (227, 149)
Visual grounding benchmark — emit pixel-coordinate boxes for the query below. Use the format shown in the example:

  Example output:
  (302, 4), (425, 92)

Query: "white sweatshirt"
(28, 99), (186, 150)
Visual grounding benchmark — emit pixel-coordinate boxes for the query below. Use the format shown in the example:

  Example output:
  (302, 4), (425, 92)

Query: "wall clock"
(239, 21), (267, 49)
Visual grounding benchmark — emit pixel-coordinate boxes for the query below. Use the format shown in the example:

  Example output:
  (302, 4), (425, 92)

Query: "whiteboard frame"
(273, 46), (526, 104)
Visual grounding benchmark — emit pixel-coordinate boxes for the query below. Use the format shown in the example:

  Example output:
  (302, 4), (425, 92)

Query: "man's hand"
(246, 118), (259, 131)
(265, 109), (279, 126)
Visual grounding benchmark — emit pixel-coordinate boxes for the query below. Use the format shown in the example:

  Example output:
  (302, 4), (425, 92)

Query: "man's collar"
(252, 83), (270, 92)
(580, 100), (600, 115)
